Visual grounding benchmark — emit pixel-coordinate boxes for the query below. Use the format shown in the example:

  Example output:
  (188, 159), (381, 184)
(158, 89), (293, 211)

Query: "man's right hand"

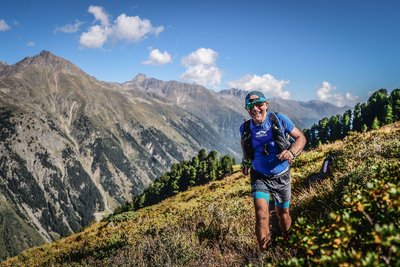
(241, 159), (252, 175)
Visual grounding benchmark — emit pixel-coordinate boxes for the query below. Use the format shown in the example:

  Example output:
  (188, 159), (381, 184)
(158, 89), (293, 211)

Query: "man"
(239, 90), (306, 250)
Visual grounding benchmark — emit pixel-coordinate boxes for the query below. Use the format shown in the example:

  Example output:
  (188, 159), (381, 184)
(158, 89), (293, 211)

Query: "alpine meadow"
(2, 105), (400, 265)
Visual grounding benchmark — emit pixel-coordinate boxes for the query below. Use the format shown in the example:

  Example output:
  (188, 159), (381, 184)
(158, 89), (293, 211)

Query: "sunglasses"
(246, 102), (265, 110)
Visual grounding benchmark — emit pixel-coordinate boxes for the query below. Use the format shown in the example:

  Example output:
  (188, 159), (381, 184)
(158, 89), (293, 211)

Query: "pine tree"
(371, 117), (380, 130)
(197, 160), (208, 184)
(303, 129), (313, 150)
(327, 115), (341, 142)
(191, 156), (200, 168)
(219, 155), (234, 176)
(310, 124), (319, 148)
(383, 102), (394, 125)
(318, 118), (329, 144)
(360, 103), (369, 131)
(361, 124), (368, 132)
(198, 149), (207, 161)
(391, 88), (400, 121)
(366, 89), (388, 128)
(341, 109), (352, 138)
(353, 103), (362, 132)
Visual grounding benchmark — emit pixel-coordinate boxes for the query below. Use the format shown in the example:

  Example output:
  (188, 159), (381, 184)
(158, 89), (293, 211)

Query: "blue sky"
(1, 0), (399, 107)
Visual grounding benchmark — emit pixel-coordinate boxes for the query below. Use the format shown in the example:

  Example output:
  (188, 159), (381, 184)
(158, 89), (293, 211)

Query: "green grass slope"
(2, 122), (400, 267)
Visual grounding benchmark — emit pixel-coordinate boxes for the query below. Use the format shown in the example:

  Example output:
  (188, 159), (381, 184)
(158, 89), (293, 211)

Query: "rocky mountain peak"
(134, 73), (147, 83)
(32, 50), (79, 71)
(36, 50), (56, 60)
(3, 50), (85, 78)
(218, 88), (248, 98)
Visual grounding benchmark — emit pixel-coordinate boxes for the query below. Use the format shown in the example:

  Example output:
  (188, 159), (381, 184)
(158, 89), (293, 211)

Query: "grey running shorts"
(250, 167), (291, 208)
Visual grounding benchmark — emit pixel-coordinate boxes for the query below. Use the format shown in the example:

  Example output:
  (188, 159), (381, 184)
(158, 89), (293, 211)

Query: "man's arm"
(241, 138), (249, 160)
(277, 127), (306, 163)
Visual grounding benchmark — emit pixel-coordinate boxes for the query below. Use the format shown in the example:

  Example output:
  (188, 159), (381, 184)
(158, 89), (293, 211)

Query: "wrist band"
(288, 150), (296, 159)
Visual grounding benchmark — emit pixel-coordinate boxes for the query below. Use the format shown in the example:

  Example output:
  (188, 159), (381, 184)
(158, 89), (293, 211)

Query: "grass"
(2, 122), (400, 267)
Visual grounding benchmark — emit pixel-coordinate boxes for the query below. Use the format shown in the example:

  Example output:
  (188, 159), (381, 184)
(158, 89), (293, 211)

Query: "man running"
(240, 90), (306, 250)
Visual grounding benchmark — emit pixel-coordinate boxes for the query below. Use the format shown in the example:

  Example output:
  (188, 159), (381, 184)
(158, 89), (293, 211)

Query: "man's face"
(246, 95), (268, 124)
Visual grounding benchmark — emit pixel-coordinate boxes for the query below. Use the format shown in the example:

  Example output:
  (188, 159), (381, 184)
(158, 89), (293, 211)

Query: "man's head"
(245, 90), (268, 124)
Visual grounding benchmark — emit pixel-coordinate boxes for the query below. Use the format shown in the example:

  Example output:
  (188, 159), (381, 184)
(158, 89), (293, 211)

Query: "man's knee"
(255, 207), (269, 222)
(276, 208), (290, 220)
(254, 199), (270, 226)
(255, 214), (269, 224)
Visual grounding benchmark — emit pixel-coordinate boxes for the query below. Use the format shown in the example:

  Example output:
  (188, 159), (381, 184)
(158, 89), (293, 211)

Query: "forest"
(113, 149), (236, 214)
(304, 88), (400, 149)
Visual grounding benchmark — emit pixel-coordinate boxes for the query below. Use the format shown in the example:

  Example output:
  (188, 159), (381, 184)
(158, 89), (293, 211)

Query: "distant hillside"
(4, 121), (399, 266)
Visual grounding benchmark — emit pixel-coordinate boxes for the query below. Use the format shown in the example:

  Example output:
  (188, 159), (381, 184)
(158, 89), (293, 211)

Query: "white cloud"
(79, 25), (109, 48)
(0, 19), (10, 31)
(54, 20), (84, 33)
(88, 5), (110, 27)
(182, 48), (217, 66)
(26, 41), (35, 47)
(180, 48), (222, 88)
(79, 6), (164, 48)
(143, 49), (172, 65)
(316, 81), (358, 107)
(228, 73), (291, 99)
(113, 14), (164, 42)
(181, 65), (222, 88)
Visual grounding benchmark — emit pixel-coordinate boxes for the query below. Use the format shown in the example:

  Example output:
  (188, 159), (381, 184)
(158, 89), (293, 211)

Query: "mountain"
(0, 51), (347, 259)
(0, 51), (233, 259)
(124, 75), (246, 157)
(4, 122), (399, 266)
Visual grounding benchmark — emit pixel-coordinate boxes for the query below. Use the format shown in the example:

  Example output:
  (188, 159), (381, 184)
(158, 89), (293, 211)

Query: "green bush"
(284, 161), (400, 266)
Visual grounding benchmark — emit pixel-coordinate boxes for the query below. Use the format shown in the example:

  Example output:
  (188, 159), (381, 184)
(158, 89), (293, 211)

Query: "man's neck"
(252, 117), (266, 126)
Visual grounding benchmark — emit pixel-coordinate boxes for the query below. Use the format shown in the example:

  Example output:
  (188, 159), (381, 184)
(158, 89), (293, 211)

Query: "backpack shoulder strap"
(268, 112), (292, 152)
(242, 119), (251, 138)
(269, 112), (280, 130)
(241, 119), (254, 160)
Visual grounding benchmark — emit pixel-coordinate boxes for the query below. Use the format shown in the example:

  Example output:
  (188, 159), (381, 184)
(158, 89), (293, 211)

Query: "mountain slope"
(4, 121), (399, 266)
(0, 51), (234, 259)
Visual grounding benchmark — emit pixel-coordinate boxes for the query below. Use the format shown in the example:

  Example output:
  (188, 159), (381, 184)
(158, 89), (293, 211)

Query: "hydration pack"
(242, 112), (292, 160)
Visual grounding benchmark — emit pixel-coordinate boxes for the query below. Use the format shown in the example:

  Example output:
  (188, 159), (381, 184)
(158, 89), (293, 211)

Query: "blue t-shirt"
(239, 112), (295, 175)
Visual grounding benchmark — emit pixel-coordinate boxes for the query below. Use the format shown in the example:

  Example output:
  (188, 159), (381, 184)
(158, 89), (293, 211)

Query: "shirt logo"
(255, 130), (267, 138)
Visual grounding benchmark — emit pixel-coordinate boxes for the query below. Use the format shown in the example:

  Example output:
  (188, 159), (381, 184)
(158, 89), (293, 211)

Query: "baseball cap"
(245, 90), (267, 106)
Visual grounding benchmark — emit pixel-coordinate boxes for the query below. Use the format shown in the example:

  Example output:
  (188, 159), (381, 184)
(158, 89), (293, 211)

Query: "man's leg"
(274, 169), (292, 240)
(275, 205), (291, 239)
(254, 195), (271, 250)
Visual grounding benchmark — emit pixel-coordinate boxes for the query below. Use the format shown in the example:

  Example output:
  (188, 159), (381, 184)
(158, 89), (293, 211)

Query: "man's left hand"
(277, 150), (295, 164)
